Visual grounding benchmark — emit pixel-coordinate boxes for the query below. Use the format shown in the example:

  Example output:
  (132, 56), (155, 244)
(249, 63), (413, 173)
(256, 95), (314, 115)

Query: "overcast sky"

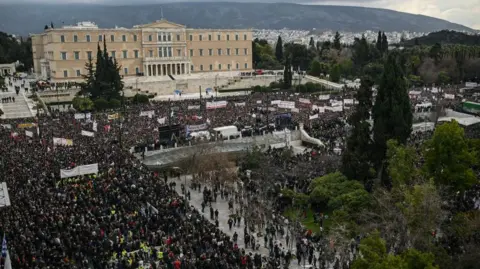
(4, 0), (479, 30)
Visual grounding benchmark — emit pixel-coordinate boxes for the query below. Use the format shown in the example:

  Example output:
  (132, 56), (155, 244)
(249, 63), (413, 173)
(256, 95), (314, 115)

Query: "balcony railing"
(144, 56), (189, 62)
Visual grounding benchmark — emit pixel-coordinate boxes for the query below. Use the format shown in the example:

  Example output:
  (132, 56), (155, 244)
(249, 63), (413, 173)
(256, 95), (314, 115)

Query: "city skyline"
(2, 0), (479, 30)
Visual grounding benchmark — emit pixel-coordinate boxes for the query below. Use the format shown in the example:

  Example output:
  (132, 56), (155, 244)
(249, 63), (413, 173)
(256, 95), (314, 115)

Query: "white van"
(213, 125), (240, 140)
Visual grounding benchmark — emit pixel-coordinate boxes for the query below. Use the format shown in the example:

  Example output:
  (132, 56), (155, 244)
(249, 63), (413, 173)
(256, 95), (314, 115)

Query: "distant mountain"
(0, 2), (473, 36)
(403, 30), (480, 46)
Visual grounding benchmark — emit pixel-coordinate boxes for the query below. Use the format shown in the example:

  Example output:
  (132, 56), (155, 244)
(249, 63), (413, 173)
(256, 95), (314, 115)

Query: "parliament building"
(31, 19), (253, 81)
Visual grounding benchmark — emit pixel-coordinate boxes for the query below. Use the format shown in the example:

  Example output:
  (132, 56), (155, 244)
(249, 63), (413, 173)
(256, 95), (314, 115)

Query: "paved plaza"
(0, 77), (37, 119)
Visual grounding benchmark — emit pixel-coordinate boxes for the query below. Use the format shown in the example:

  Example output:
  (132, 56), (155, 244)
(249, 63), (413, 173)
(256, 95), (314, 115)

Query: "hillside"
(403, 30), (480, 46)
(0, 2), (473, 36)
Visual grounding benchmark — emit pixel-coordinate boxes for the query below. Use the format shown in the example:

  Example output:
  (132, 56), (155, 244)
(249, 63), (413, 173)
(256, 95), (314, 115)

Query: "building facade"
(31, 20), (253, 81)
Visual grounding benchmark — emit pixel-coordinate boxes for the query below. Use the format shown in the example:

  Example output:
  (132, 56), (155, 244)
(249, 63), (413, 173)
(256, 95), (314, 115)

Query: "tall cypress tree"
(275, 36), (283, 62)
(283, 55), (292, 89)
(92, 43), (104, 99)
(82, 56), (95, 96)
(341, 76), (374, 184)
(372, 52), (413, 182)
(333, 32), (342, 50)
(309, 37), (315, 49)
(376, 31), (382, 51)
(381, 32), (388, 53)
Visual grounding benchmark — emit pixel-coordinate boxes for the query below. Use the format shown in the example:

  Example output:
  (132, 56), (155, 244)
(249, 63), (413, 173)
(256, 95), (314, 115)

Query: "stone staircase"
(0, 91), (35, 119)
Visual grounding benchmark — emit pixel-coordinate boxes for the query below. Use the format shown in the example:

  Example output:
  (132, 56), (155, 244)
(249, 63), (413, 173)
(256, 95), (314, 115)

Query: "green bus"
(462, 101), (480, 114)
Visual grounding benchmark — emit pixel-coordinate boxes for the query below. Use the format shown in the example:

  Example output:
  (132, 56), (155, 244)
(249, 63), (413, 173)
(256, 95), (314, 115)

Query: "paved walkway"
(1, 77), (36, 119)
(172, 175), (318, 269)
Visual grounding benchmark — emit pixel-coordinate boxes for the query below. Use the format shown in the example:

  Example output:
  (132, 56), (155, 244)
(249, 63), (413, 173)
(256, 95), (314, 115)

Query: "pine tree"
(333, 32), (342, 50)
(93, 43), (105, 99)
(372, 52), (413, 182)
(275, 36), (283, 62)
(50, 22), (54, 29)
(82, 56), (95, 96)
(342, 76), (374, 183)
(283, 55), (292, 89)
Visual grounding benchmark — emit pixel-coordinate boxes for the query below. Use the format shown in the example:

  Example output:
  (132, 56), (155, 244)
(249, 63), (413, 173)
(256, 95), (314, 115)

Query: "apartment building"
(31, 19), (253, 81)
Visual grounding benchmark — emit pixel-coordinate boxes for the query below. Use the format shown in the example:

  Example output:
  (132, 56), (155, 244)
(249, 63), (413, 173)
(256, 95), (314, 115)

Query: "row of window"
(59, 32), (248, 43)
(61, 34), (139, 43)
(58, 47), (249, 60)
(190, 48), (248, 57)
(60, 50), (141, 60)
(189, 33), (247, 42)
(62, 62), (249, 77)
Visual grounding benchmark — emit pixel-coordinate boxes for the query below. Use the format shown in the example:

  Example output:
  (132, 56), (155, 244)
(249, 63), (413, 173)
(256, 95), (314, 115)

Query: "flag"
(2, 234), (7, 257)
(92, 121), (98, 132)
(157, 117), (166, 124)
(81, 130), (94, 137)
(25, 130), (33, 137)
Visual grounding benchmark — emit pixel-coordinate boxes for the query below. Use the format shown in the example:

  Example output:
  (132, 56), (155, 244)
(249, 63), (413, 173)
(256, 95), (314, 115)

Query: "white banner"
(318, 95), (330, 100)
(158, 117), (166, 124)
(206, 101), (228, 109)
(271, 100), (281, 105)
(1, 124), (12, 129)
(235, 102), (246, 107)
(309, 114), (319, 120)
(256, 100), (262, 104)
(444, 93), (455, 99)
(53, 137), (73, 146)
(299, 98), (311, 104)
(25, 130), (33, 137)
(60, 163), (99, 178)
(267, 107), (277, 112)
(188, 105), (200, 110)
(291, 108), (300, 113)
(140, 110), (155, 117)
(187, 123), (208, 132)
(81, 130), (94, 137)
(74, 113), (91, 120)
(325, 106), (343, 112)
(343, 99), (356, 105)
(92, 121), (98, 132)
(278, 101), (295, 109)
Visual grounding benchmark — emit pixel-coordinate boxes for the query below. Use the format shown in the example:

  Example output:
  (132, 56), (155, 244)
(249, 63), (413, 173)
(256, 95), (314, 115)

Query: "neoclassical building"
(31, 19), (253, 81)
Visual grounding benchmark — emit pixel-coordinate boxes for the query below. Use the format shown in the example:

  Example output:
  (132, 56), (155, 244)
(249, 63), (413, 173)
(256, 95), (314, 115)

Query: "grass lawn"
(283, 207), (333, 235)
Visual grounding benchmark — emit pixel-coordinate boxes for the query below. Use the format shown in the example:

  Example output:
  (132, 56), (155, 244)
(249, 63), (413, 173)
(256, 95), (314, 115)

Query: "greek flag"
(1, 234), (6, 257)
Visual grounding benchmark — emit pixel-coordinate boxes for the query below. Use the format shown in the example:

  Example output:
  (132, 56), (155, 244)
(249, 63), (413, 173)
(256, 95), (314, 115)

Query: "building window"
(63, 70), (68, 78)
(122, 50), (127, 58)
(74, 51), (79, 60)
(164, 34), (167, 42)
(235, 34), (238, 41)
(135, 67), (139, 74)
(236, 63), (239, 69)
(110, 35), (115, 42)
(189, 35), (193, 41)
(61, 52), (67, 60)
(60, 35), (65, 42)
(177, 34), (180, 41)
(86, 35), (91, 42)
(189, 49), (194, 57)
(159, 48), (163, 57)
(217, 34), (221, 41)
(76, 70), (81, 77)
(122, 35), (126, 42)
(218, 49), (222, 56)
(245, 63), (248, 69)
(133, 35), (137, 42)
(228, 64), (231, 70)
(199, 35), (203, 41)
(218, 64), (221, 70)
(209, 64), (213, 71)
(208, 49), (212, 56)
(177, 49), (181, 56)
(227, 34), (230, 41)
(200, 65), (203, 71)
(191, 65), (194, 71)
(235, 48), (239, 55)
(124, 68), (128, 75)
(244, 34), (247, 40)
(149, 50), (153, 57)
(158, 34), (161, 41)
(227, 48), (230, 55)
(73, 35), (78, 42)
(244, 48), (248, 55)
(199, 49), (203, 56)
(98, 35), (102, 42)
(134, 50), (139, 58)
(111, 51), (116, 58)
(168, 47), (172, 57)
(87, 51), (92, 59)
(163, 47), (167, 57)
(148, 35), (152, 42)
(208, 34), (212, 41)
